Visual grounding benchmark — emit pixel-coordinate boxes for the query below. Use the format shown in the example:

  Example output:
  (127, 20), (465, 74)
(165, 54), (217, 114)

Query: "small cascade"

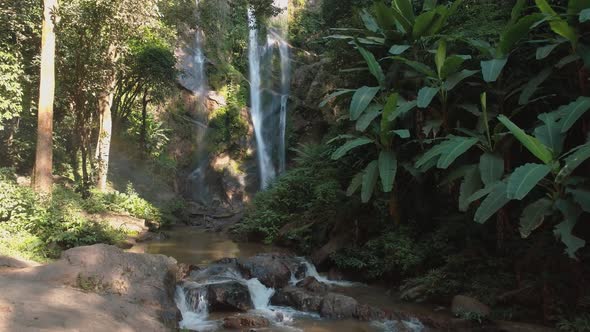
(176, 286), (218, 331)
(246, 278), (275, 309)
(248, 0), (291, 189)
(175, 257), (424, 332)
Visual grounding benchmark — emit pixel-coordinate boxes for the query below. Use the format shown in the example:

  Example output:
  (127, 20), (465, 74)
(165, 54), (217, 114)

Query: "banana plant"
(392, 39), (478, 111)
(470, 97), (590, 258)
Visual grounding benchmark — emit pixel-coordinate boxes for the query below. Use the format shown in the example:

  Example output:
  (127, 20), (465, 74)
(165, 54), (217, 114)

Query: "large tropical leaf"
(556, 143), (590, 181)
(391, 56), (437, 77)
(518, 68), (552, 105)
(511, 0), (527, 24)
(389, 100), (417, 121)
(389, 45), (411, 55)
(481, 58), (508, 83)
(393, 0), (415, 26)
(381, 93), (398, 145)
(536, 43), (561, 60)
(568, 188), (590, 212)
(347, 172), (363, 196)
(412, 8), (436, 39)
(498, 115), (554, 164)
(360, 9), (380, 33)
(535, 0), (578, 46)
(319, 89), (354, 107)
(357, 43), (385, 86)
(519, 198), (553, 238)
(469, 182), (500, 203)
(356, 105), (383, 132)
(499, 14), (544, 56)
(443, 69), (478, 91)
(555, 199), (585, 258)
(506, 163), (551, 200)
(362, 160), (379, 203)
(558, 96), (590, 133)
(581, 8), (590, 22)
(474, 182), (511, 224)
(350, 86), (380, 120)
(331, 137), (373, 160)
(379, 151), (398, 192)
(459, 166), (482, 212)
(417, 87), (439, 108)
(479, 153), (504, 186)
(415, 141), (448, 169)
(437, 137), (479, 169)
(534, 113), (564, 155)
(435, 39), (447, 77)
(441, 55), (466, 79)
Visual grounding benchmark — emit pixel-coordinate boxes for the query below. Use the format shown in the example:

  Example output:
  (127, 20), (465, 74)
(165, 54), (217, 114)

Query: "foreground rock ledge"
(0, 244), (179, 331)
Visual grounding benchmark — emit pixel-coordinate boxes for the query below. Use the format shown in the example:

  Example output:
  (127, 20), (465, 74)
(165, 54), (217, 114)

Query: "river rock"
(207, 281), (254, 312)
(271, 286), (323, 312)
(238, 253), (292, 288)
(296, 276), (328, 294)
(451, 295), (491, 318)
(222, 314), (270, 329)
(5, 244), (179, 327)
(319, 293), (359, 319)
(355, 304), (386, 321)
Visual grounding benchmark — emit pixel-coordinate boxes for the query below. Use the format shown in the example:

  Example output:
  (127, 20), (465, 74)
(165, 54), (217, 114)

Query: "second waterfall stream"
(248, 0), (290, 189)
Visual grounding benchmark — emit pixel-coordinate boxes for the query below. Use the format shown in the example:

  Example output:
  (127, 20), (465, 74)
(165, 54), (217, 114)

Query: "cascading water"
(174, 257), (425, 332)
(248, 0), (291, 188)
(183, 0), (211, 203)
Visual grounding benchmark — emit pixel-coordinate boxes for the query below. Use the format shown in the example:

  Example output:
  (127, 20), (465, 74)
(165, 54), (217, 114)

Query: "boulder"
(207, 281), (254, 312)
(238, 253), (292, 289)
(271, 286), (323, 312)
(222, 314), (270, 329)
(451, 295), (491, 318)
(296, 276), (328, 294)
(319, 293), (359, 319)
(7, 244), (179, 327)
(355, 304), (386, 321)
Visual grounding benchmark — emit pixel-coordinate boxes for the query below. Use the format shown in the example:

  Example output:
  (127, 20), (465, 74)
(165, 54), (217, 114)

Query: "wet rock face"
(296, 276), (328, 294)
(451, 295), (491, 318)
(186, 281), (254, 312)
(222, 314), (270, 329)
(207, 281), (254, 312)
(319, 293), (359, 319)
(237, 253), (293, 289)
(271, 286), (323, 312)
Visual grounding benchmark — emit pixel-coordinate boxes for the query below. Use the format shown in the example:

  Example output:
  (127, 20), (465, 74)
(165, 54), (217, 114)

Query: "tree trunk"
(33, 0), (58, 196)
(95, 44), (117, 192)
(140, 88), (149, 153)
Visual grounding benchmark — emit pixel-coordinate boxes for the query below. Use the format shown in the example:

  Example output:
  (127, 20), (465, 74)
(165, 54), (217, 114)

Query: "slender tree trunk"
(33, 0), (58, 195)
(95, 44), (117, 192)
(140, 88), (149, 153)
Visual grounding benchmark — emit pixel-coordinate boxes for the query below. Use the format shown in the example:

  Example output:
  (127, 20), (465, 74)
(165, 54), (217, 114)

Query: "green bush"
(236, 144), (345, 249)
(0, 170), (170, 261)
(331, 228), (424, 279)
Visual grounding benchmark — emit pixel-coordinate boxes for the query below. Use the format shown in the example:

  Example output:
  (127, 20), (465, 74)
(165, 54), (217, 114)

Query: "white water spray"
(248, 0), (290, 188)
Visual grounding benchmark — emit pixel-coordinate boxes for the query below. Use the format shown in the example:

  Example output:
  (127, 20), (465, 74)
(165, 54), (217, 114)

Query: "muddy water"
(147, 227), (429, 332)
(147, 226), (288, 266)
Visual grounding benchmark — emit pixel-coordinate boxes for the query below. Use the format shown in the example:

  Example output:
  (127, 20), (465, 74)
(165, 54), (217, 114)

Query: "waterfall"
(184, 0), (211, 203)
(248, 9), (276, 189)
(248, 0), (290, 189)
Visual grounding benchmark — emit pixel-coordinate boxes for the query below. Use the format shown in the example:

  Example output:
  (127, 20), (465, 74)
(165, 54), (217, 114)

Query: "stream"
(146, 227), (442, 332)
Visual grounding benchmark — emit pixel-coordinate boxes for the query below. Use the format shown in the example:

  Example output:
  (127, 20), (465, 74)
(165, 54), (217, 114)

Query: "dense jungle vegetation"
(1, 0), (590, 330)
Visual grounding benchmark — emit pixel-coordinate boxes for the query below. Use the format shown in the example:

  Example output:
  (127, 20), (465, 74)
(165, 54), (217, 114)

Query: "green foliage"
(557, 314), (590, 332)
(237, 144), (345, 248)
(0, 51), (24, 130)
(0, 171), (130, 262)
(208, 85), (249, 156)
(331, 228), (424, 279)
